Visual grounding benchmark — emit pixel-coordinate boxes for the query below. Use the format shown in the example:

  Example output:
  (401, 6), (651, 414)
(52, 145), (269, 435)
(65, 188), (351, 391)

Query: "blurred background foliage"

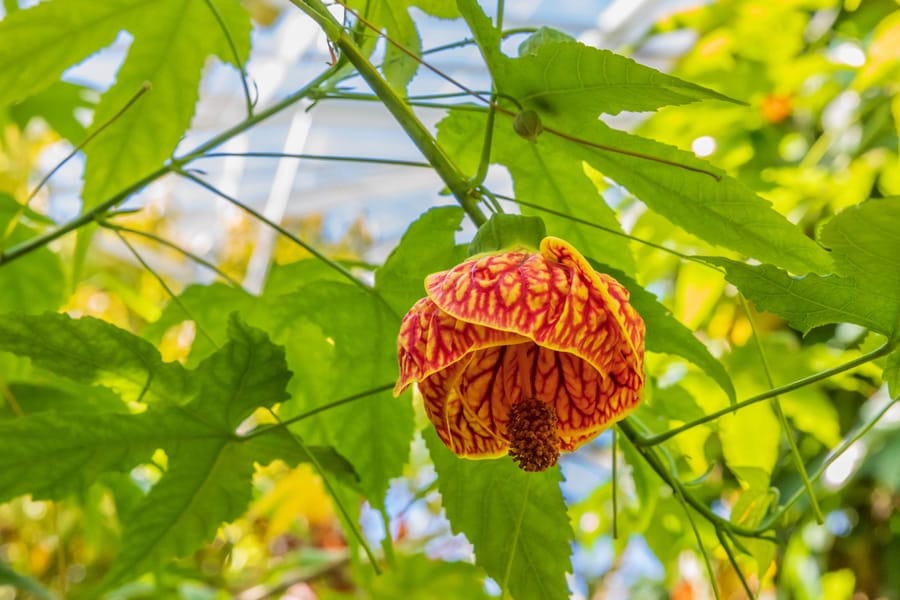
(1, 0), (898, 599)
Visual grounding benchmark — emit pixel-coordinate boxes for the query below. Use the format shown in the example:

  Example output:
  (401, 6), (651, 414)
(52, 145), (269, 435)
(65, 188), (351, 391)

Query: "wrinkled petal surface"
(395, 237), (645, 458)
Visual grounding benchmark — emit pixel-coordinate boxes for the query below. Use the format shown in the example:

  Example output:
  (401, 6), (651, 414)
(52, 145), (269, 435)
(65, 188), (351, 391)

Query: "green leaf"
(410, 0), (460, 19)
(264, 258), (349, 296)
(819, 198), (900, 310)
(589, 260), (736, 402)
(0, 313), (191, 404)
(365, 554), (489, 600)
(0, 0), (144, 107)
(0, 563), (58, 600)
(0, 411), (188, 502)
(468, 213), (546, 256)
(267, 283), (412, 507)
(885, 350), (900, 399)
(375, 206), (467, 313)
(9, 80), (94, 143)
(101, 316), (294, 587)
(458, 0), (737, 117)
(0, 235), (65, 315)
(517, 27), (576, 57)
(81, 0), (251, 207)
(558, 118), (832, 275)
(10, 81), (91, 143)
(101, 437), (257, 588)
(437, 110), (636, 274)
(719, 402), (779, 485)
(188, 314), (291, 431)
(0, 381), (128, 419)
(426, 430), (573, 600)
(729, 467), (777, 576)
(0, 195), (66, 314)
(346, 0), (423, 91)
(704, 257), (898, 336)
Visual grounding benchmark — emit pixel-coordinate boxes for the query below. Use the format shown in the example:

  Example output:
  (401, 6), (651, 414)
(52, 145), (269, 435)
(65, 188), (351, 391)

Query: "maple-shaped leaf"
(705, 257), (897, 336)
(426, 430), (573, 600)
(456, 0), (737, 117)
(81, 0), (250, 207)
(346, 0), (460, 92)
(0, 0), (250, 208)
(99, 316), (302, 588)
(264, 282), (411, 508)
(0, 312), (191, 404)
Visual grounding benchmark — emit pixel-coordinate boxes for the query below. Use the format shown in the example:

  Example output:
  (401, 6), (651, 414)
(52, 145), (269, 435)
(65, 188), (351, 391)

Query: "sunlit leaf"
(0, 313), (191, 404)
(426, 430), (573, 600)
(346, 0), (424, 91)
(375, 206), (467, 313)
(556, 118), (832, 275)
(590, 260), (735, 401)
(0, 0), (143, 107)
(885, 350), (900, 399)
(819, 198), (900, 309)
(0, 195), (65, 314)
(267, 282), (412, 507)
(9, 80), (95, 143)
(364, 555), (490, 600)
(437, 110), (636, 274)
(704, 257), (897, 335)
(729, 466), (777, 577)
(719, 403), (779, 484)
(81, 0), (250, 207)
(457, 0), (738, 117)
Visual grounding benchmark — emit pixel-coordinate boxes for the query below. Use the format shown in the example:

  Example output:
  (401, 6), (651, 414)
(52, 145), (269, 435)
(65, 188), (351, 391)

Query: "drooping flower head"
(394, 236), (645, 471)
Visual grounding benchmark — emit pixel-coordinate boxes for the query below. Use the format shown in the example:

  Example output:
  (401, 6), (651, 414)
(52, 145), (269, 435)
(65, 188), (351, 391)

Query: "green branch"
(740, 294), (824, 524)
(289, 0), (487, 227)
(176, 169), (371, 294)
(618, 419), (776, 541)
(0, 67), (340, 269)
(633, 342), (894, 446)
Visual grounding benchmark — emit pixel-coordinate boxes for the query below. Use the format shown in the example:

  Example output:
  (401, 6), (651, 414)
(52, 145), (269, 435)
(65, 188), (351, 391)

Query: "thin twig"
(739, 294), (824, 523)
(633, 343), (894, 446)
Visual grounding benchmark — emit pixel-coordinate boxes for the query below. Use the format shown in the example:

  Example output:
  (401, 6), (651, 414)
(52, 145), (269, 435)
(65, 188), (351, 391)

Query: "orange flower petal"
(425, 237), (644, 395)
(395, 236), (646, 461)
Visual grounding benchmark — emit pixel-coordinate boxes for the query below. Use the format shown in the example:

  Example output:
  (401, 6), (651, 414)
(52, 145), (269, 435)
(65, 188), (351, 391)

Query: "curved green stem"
(618, 419), (775, 540)
(757, 396), (898, 530)
(1, 67), (339, 269)
(203, 0), (253, 117)
(263, 408), (382, 575)
(739, 295), (824, 524)
(176, 169), (371, 293)
(244, 383), (396, 439)
(197, 152), (430, 168)
(290, 0), (487, 227)
(100, 220), (241, 287)
(634, 342), (894, 446)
